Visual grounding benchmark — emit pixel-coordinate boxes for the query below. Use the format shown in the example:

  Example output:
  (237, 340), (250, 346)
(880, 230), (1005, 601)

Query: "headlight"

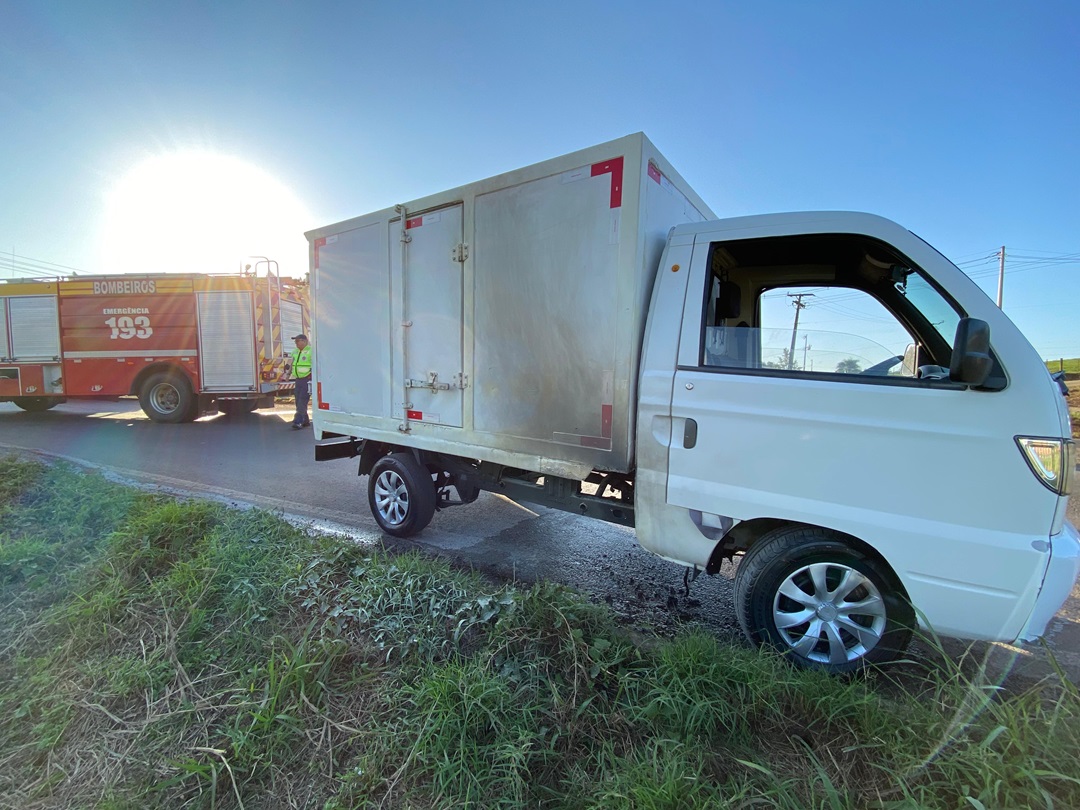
(1016, 437), (1075, 495)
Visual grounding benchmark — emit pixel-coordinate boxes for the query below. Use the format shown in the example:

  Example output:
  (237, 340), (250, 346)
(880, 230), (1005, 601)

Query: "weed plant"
(0, 456), (1077, 809)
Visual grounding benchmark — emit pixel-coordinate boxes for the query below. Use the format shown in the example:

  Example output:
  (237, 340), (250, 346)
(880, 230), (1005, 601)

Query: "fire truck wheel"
(13, 397), (60, 412)
(139, 372), (195, 424)
(367, 452), (437, 537)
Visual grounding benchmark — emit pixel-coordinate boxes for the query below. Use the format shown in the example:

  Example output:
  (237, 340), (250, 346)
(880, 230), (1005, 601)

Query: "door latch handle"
(683, 418), (698, 449)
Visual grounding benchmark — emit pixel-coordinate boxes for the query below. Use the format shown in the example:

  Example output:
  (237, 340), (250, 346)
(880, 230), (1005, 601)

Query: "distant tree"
(836, 358), (862, 374)
(765, 349), (801, 371)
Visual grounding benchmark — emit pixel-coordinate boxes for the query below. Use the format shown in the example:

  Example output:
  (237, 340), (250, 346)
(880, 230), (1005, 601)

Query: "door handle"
(683, 418), (698, 449)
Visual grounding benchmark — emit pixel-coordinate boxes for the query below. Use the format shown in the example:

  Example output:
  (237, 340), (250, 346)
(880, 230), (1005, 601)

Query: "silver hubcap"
(150, 383), (180, 414)
(374, 469), (410, 526)
(773, 562), (887, 665)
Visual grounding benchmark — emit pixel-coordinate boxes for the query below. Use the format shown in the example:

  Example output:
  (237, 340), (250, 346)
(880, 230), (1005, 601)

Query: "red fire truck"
(0, 272), (308, 422)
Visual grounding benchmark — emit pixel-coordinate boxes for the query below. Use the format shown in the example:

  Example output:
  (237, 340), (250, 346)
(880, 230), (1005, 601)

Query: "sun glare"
(101, 152), (312, 277)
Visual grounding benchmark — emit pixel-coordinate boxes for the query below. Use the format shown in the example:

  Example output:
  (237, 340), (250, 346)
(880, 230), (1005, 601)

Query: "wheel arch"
(357, 441), (425, 477)
(130, 362), (194, 397)
(708, 518), (911, 602)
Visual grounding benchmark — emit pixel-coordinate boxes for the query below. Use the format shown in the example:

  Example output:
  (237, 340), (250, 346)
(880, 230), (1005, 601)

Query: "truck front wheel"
(139, 372), (195, 423)
(367, 452), (436, 537)
(734, 526), (913, 673)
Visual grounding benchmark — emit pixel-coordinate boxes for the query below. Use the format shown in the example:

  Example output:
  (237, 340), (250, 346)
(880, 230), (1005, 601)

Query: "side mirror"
(950, 318), (992, 387)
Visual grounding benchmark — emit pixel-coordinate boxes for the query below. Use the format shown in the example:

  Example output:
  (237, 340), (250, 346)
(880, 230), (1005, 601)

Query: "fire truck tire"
(13, 397), (60, 412)
(139, 372), (195, 424)
(367, 452), (437, 537)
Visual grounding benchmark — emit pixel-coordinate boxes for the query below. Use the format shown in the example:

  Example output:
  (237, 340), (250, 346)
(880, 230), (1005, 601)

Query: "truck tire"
(13, 397), (61, 412)
(368, 452), (437, 537)
(734, 526), (913, 673)
(139, 372), (195, 424)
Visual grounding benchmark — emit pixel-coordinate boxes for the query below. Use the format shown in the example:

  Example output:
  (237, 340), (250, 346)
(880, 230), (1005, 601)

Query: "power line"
(2, 251), (90, 279)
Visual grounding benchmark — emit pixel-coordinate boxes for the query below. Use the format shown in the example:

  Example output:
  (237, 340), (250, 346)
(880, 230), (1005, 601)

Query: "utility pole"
(996, 246), (1005, 308)
(802, 334), (811, 371)
(787, 293), (814, 370)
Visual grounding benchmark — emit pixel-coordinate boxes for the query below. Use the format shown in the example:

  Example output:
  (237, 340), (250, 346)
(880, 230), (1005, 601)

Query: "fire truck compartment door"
(280, 300), (304, 360)
(0, 299), (9, 360)
(197, 291), (257, 391)
(8, 296), (60, 361)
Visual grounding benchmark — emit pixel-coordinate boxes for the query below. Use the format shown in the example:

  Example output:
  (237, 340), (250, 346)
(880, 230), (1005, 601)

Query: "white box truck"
(307, 133), (1080, 673)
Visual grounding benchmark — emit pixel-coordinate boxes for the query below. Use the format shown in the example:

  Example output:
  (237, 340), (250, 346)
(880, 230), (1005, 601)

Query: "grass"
(1046, 358), (1080, 374)
(1, 454), (1078, 808)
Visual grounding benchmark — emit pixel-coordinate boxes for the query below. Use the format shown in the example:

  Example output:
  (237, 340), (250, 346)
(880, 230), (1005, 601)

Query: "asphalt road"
(1, 397), (1078, 686)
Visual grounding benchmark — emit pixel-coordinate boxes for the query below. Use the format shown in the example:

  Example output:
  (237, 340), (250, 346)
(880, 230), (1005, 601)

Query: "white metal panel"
(314, 221), (391, 418)
(0, 300), (9, 360)
(197, 291), (256, 391)
(474, 166), (619, 452)
(8, 296), (60, 360)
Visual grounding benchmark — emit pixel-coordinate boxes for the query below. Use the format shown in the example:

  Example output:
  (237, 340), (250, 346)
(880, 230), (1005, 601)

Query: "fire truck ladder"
(251, 257), (285, 389)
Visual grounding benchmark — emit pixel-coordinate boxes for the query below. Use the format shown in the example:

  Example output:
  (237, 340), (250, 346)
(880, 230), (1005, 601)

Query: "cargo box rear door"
(392, 204), (464, 428)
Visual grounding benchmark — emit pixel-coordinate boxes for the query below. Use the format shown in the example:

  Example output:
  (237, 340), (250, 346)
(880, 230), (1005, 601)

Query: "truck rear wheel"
(139, 372), (195, 424)
(734, 526), (913, 673)
(13, 397), (61, 412)
(368, 452), (436, 537)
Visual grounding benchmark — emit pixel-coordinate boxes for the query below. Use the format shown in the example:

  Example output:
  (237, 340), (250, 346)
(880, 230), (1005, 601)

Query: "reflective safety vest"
(290, 345), (312, 378)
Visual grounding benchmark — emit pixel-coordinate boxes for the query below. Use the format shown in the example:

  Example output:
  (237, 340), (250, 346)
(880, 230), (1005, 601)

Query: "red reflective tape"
(407, 409), (423, 421)
(314, 237), (326, 269)
(317, 382), (329, 410)
(601, 404), (613, 438)
(647, 163), (662, 185)
(406, 217), (423, 229)
(591, 156), (624, 208)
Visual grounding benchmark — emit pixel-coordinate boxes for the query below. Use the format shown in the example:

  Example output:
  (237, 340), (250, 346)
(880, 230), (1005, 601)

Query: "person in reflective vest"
(287, 333), (312, 430)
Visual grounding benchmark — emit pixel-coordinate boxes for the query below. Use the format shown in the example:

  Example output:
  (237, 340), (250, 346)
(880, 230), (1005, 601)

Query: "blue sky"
(2, 1), (1078, 358)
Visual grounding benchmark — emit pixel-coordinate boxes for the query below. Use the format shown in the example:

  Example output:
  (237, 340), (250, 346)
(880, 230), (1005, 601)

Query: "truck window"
(698, 233), (967, 382)
(754, 287), (915, 376)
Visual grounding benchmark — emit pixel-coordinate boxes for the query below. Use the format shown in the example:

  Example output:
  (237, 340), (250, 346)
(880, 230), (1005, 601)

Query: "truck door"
(391, 204), (465, 429)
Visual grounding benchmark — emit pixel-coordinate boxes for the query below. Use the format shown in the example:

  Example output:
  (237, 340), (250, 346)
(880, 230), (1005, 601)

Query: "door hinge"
(451, 243), (469, 263)
(452, 373), (468, 389)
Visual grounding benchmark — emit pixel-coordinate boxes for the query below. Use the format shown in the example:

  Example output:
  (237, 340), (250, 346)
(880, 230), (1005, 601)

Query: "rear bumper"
(1019, 520), (1080, 641)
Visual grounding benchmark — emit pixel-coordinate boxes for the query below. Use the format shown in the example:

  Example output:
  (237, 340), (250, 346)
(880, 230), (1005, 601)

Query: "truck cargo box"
(309, 133), (714, 477)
